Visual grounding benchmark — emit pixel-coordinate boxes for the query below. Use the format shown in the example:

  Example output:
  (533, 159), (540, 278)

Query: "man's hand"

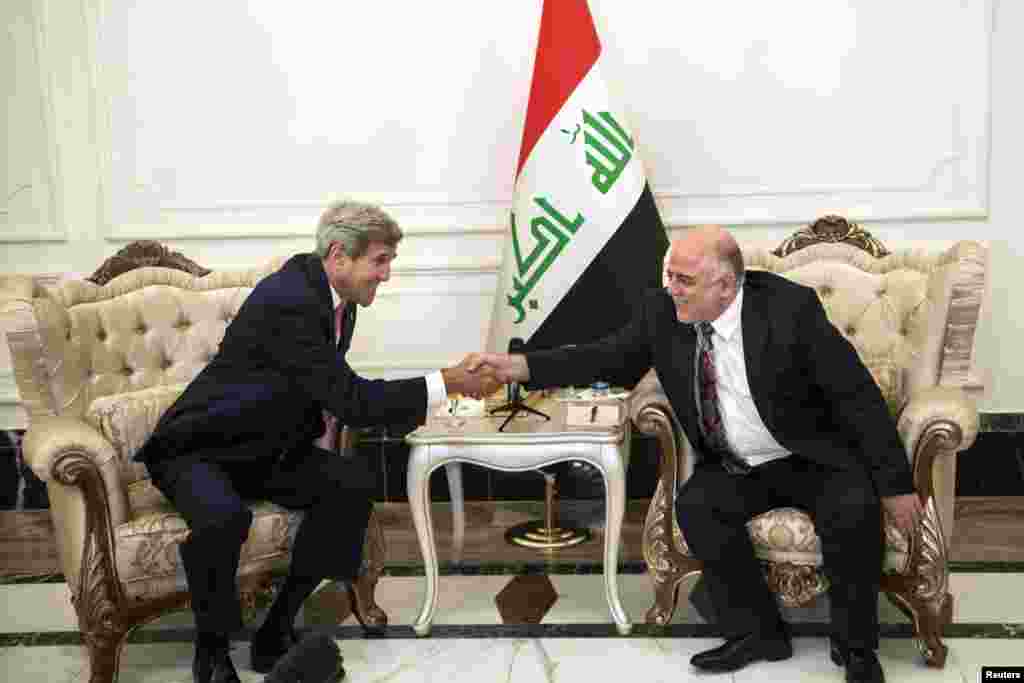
(882, 492), (923, 537)
(441, 356), (502, 399)
(464, 352), (530, 384)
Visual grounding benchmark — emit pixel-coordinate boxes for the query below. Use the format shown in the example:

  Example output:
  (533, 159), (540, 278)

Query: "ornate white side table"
(405, 398), (632, 636)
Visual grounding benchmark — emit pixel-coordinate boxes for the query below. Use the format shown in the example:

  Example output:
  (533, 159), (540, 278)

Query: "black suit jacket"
(135, 254), (427, 466)
(525, 270), (913, 498)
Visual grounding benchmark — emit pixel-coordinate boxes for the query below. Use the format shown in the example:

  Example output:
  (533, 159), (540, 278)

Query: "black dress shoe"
(829, 635), (847, 666)
(263, 633), (346, 682)
(690, 632), (793, 672)
(844, 649), (885, 683)
(194, 646), (241, 683)
(250, 626), (298, 674)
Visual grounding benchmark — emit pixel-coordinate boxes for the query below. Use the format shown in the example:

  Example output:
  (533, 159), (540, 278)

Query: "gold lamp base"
(505, 470), (592, 550)
(505, 520), (591, 549)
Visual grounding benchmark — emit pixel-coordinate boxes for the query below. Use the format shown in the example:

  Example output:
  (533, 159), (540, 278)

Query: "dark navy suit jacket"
(135, 253), (427, 466)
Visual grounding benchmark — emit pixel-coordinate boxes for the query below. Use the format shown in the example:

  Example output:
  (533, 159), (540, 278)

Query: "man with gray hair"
(136, 200), (498, 683)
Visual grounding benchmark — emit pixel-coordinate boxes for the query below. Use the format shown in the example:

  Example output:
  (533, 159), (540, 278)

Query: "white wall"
(2, 0), (1019, 426)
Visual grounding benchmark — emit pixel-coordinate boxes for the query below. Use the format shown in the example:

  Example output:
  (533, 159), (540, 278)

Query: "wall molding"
(0, 0), (64, 244)
(101, 199), (511, 242)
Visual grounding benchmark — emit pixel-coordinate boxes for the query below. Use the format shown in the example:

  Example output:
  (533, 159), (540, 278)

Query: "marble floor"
(2, 500), (1023, 682)
(2, 571), (1024, 682)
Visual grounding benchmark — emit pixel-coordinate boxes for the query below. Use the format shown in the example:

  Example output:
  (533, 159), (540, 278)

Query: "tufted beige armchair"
(2, 256), (387, 683)
(630, 218), (987, 668)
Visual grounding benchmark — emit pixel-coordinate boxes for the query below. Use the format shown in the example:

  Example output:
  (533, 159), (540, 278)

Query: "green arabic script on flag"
(582, 109), (634, 194)
(506, 197), (585, 324)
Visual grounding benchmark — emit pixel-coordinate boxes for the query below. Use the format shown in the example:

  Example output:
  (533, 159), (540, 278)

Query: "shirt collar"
(329, 285), (344, 311)
(704, 288), (743, 341)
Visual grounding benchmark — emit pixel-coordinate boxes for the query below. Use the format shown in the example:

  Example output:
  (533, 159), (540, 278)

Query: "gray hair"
(315, 200), (403, 260)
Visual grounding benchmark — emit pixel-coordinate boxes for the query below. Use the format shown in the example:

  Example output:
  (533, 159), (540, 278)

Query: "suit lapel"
(741, 281), (772, 421)
(303, 254), (336, 344)
(669, 317), (704, 447)
(339, 303), (356, 352)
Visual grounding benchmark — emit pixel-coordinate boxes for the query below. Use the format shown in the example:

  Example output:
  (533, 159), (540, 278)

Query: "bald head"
(670, 226), (742, 275)
(663, 225), (745, 322)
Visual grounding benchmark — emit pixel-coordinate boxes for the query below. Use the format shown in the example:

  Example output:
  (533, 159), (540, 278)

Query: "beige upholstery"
(631, 230), (986, 669)
(2, 256), (386, 683)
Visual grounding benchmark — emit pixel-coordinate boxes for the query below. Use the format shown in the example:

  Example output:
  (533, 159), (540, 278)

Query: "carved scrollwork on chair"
(772, 215), (891, 259)
(87, 240), (212, 286)
(879, 419), (962, 669)
(763, 562), (830, 607)
(55, 451), (135, 683)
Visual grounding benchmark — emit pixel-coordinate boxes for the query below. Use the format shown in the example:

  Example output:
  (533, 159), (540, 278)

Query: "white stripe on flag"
(488, 63), (646, 352)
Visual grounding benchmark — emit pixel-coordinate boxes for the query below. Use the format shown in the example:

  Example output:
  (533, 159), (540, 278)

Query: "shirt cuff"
(425, 370), (447, 414)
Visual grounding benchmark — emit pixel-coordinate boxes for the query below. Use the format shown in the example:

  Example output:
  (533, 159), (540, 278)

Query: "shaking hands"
(463, 352), (531, 384)
(441, 352), (532, 399)
(441, 355), (502, 399)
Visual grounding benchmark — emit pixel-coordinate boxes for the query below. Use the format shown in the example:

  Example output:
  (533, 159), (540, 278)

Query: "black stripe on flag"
(525, 183), (668, 352)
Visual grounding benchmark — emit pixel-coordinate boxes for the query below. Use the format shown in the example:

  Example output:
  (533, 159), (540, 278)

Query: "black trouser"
(675, 455), (883, 650)
(148, 445), (375, 635)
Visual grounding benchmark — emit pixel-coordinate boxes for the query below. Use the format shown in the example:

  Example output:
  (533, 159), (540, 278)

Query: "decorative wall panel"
(1, 0), (62, 243)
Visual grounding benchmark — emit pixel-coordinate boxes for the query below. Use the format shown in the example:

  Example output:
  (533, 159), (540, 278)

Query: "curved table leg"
(599, 445), (632, 635)
(444, 462), (465, 561)
(408, 448), (440, 636)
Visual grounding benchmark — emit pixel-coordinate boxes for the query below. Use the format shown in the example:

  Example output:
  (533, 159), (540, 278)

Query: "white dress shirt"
(702, 289), (790, 468)
(330, 287), (446, 414)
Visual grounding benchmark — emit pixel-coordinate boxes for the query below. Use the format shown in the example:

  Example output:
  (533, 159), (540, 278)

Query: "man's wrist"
(514, 354), (531, 383)
(440, 366), (470, 396)
(440, 367), (457, 394)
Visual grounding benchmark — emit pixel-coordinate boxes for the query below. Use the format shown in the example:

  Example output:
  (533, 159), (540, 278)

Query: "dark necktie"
(695, 321), (750, 475)
(335, 304), (345, 349)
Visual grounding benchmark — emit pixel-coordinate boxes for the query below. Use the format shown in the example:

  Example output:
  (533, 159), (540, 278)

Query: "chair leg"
(880, 493), (953, 668)
(646, 569), (682, 625)
(883, 587), (952, 668)
(349, 507), (387, 633)
(643, 480), (703, 625)
(81, 624), (130, 683)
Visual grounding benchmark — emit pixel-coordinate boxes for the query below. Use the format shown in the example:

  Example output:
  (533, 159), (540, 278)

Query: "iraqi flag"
(487, 0), (668, 354)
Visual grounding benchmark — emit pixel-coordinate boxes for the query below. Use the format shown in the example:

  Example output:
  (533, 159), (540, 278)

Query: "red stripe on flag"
(515, 0), (602, 180)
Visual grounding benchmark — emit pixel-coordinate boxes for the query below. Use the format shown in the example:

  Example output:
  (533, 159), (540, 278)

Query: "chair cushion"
(85, 384), (186, 510)
(115, 500), (302, 600)
(673, 505), (910, 573)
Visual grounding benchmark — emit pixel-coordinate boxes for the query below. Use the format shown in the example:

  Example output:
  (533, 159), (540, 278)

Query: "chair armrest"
(21, 416), (129, 592)
(898, 386), (978, 474)
(628, 369), (668, 425)
(630, 372), (696, 491)
(897, 386), (977, 556)
(22, 416), (119, 484)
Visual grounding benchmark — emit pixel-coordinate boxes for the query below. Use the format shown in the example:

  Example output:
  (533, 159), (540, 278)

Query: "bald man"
(469, 226), (918, 683)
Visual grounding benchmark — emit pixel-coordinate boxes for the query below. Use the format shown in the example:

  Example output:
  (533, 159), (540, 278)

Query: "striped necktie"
(695, 321), (750, 475)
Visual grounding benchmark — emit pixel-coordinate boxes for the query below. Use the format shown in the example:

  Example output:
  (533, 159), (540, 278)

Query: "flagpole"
(493, 0), (666, 551)
(505, 470), (592, 550)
